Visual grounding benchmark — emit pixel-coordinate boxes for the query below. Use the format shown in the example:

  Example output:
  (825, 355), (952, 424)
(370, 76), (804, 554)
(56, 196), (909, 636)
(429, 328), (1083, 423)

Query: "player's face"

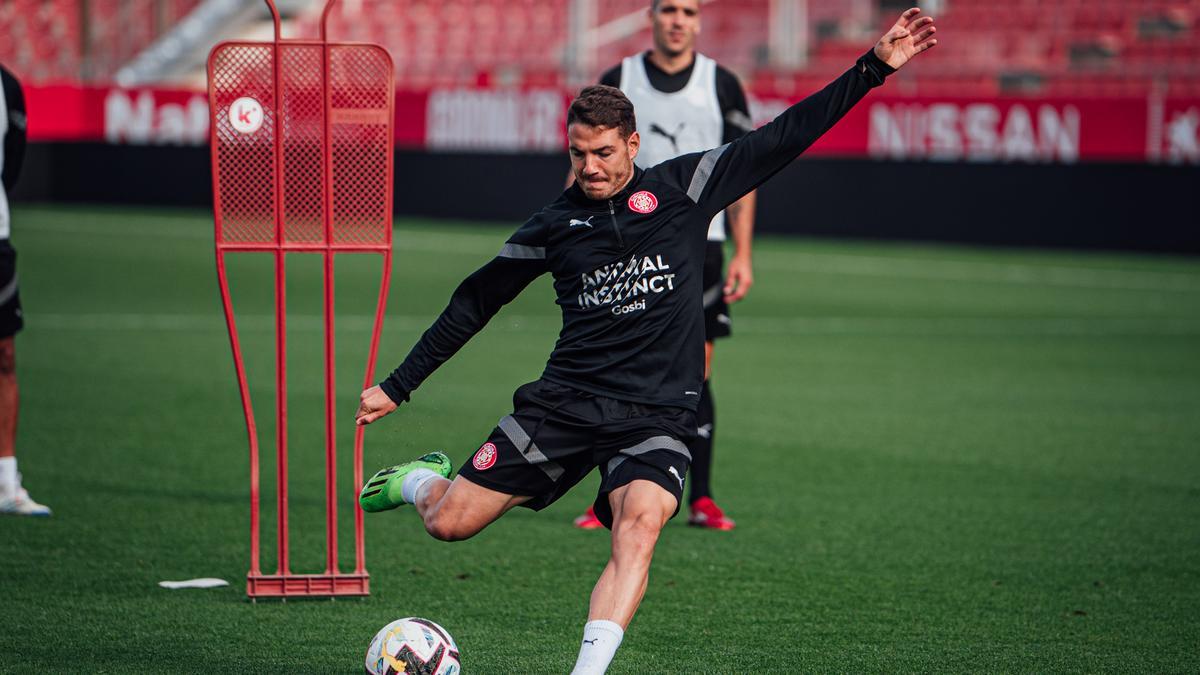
(568, 125), (641, 201)
(650, 0), (701, 57)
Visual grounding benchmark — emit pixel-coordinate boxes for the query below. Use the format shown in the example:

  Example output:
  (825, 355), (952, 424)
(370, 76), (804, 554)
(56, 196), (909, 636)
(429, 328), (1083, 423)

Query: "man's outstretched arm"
(356, 246), (547, 425)
(666, 8), (937, 218)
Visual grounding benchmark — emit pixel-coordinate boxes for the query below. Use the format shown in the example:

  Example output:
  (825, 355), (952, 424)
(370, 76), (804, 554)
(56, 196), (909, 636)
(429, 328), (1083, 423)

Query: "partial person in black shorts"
(702, 242), (732, 342)
(0, 63), (49, 517)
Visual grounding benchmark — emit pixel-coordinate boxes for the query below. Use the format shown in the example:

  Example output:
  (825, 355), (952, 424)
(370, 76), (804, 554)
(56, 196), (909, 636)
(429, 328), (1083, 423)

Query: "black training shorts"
(702, 241), (731, 341)
(457, 379), (695, 529)
(0, 240), (23, 339)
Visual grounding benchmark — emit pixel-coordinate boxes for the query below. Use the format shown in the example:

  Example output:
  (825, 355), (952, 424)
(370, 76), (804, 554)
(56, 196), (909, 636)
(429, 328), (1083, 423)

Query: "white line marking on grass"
(27, 219), (1199, 292)
(755, 252), (1200, 293)
(32, 313), (1200, 336)
(736, 316), (1200, 336)
(33, 313), (442, 333)
(26, 221), (504, 255)
(28, 221), (210, 240)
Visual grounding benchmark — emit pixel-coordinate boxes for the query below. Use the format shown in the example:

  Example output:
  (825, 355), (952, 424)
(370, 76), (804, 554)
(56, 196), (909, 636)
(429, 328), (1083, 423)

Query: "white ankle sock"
(0, 457), (16, 498)
(570, 620), (624, 675)
(400, 468), (439, 504)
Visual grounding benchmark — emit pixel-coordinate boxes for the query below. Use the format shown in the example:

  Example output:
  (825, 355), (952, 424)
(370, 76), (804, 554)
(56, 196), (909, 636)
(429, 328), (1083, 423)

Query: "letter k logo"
(238, 106), (253, 125)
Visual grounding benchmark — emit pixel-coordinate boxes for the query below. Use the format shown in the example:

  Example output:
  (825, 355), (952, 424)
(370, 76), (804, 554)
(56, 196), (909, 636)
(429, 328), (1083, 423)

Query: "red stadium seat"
(2, 0), (1195, 96)
(0, 0), (201, 83)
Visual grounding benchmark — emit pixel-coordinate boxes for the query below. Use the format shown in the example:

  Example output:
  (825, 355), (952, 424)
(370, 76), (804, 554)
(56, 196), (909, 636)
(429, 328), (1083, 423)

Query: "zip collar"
(566, 166), (645, 210)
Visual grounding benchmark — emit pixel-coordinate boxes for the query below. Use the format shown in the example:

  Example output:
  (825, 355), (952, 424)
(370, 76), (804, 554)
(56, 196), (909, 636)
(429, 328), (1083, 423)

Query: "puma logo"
(583, 638), (598, 646)
(649, 122), (686, 153)
(668, 466), (685, 490)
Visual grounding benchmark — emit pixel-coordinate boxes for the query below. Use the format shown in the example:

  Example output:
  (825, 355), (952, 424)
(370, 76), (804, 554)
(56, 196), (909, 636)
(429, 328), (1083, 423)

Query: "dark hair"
(652, 0), (693, 12)
(567, 85), (637, 140)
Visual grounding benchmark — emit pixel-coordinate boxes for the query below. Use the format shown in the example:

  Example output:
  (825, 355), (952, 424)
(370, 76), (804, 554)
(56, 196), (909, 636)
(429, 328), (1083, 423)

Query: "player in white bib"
(573, 0), (754, 531)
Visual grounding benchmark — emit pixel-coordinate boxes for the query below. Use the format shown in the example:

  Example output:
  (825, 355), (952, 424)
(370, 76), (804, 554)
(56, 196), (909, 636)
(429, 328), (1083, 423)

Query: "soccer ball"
(365, 617), (461, 675)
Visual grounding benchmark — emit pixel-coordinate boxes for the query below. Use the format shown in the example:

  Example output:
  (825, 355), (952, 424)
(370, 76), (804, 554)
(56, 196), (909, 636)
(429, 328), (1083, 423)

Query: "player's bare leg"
(0, 337), (16, 460)
(591, 479), (675, 624)
(361, 453), (529, 541)
(703, 339), (714, 381)
(572, 479), (676, 674)
(415, 475), (530, 542)
(0, 336), (48, 516)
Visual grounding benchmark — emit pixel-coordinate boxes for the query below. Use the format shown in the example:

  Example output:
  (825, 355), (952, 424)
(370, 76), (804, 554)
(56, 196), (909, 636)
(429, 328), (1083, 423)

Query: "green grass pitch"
(2, 204), (1199, 673)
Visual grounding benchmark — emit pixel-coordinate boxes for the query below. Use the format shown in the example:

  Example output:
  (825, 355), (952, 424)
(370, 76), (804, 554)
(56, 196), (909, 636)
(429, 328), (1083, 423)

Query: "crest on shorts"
(472, 442), (498, 470)
(628, 191), (658, 214)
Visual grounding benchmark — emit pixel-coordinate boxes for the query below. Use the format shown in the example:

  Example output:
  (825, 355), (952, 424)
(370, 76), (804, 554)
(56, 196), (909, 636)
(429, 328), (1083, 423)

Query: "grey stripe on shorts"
(498, 415), (565, 482)
(0, 273), (17, 305)
(702, 282), (723, 309)
(606, 435), (692, 475)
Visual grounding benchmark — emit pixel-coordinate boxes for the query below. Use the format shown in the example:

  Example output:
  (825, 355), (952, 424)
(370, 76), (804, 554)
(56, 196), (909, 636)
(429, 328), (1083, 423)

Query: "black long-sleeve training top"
(381, 51), (895, 411)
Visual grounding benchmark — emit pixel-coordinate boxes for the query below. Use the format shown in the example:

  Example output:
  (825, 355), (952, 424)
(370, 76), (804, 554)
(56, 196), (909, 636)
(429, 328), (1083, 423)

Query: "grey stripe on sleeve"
(725, 109), (754, 133)
(686, 143), (729, 203)
(498, 415), (565, 481)
(498, 243), (546, 260)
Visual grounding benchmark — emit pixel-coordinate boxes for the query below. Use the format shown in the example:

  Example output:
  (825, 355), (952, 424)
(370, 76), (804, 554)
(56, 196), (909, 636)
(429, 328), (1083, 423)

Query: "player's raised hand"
(355, 385), (398, 426)
(874, 7), (938, 70)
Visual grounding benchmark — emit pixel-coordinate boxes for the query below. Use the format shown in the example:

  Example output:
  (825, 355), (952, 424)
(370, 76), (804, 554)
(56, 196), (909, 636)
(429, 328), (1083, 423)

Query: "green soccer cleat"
(359, 452), (453, 513)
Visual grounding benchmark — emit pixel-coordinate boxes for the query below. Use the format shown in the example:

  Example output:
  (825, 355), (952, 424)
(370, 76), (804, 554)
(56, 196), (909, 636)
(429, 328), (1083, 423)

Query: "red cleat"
(688, 497), (736, 530)
(573, 505), (604, 530)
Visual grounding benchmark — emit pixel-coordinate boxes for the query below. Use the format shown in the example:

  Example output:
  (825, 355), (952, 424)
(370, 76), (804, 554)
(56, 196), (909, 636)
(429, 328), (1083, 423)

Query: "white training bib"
(620, 53), (726, 241)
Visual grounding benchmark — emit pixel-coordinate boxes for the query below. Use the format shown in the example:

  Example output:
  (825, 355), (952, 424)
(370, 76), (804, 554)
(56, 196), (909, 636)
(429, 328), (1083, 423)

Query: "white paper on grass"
(158, 578), (229, 589)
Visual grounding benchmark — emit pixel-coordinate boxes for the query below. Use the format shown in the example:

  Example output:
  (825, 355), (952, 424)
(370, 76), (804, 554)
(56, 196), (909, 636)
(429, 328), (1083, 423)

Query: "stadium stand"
(0, 0), (201, 82)
(291, 0), (1199, 97)
(0, 0), (1195, 96)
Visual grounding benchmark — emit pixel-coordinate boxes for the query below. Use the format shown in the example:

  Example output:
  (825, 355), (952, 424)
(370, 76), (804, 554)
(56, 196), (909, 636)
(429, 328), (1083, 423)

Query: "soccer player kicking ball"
(357, 10), (936, 673)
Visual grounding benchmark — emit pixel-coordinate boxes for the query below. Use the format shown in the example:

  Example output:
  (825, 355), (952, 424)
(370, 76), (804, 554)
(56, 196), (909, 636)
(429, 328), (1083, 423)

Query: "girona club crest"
(628, 191), (658, 214)
(472, 442), (498, 470)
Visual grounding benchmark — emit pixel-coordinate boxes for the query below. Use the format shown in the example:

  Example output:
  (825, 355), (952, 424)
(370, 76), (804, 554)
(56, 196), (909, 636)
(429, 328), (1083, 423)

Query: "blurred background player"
(573, 0), (754, 531)
(0, 63), (47, 517)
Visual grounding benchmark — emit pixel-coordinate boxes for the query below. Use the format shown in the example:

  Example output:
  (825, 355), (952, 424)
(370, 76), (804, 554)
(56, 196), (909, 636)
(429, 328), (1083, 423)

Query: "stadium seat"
(1, 0), (1195, 98)
(0, 0), (201, 83)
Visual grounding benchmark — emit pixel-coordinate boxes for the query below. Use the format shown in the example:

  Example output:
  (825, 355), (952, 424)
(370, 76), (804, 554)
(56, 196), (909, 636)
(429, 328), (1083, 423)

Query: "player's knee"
(612, 511), (664, 562)
(423, 511), (476, 542)
(423, 518), (464, 542)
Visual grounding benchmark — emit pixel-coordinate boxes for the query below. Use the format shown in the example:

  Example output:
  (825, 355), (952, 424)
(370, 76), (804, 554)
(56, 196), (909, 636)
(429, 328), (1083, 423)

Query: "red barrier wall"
(23, 85), (1200, 165)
